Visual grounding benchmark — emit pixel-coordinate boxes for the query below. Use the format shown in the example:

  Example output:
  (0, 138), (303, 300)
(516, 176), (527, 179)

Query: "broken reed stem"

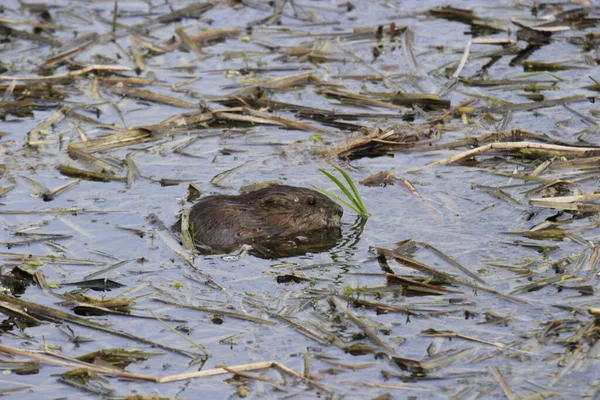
(0, 344), (159, 382)
(426, 142), (600, 167)
(150, 310), (210, 357)
(489, 366), (518, 400)
(331, 296), (396, 354)
(158, 361), (275, 383)
(0, 65), (133, 82)
(453, 38), (472, 79)
(0, 344), (332, 391)
(429, 98), (477, 124)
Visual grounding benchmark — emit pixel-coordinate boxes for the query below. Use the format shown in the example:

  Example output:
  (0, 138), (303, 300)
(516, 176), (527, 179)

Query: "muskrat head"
(259, 186), (343, 234)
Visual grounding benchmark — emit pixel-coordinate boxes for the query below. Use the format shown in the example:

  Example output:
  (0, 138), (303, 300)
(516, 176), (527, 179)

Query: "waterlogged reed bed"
(1, 0), (600, 398)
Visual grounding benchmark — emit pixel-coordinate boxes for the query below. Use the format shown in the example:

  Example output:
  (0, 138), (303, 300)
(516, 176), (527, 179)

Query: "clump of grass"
(314, 166), (369, 217)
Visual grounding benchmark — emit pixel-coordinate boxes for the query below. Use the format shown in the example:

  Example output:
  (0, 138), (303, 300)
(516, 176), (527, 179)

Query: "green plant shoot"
(314, 166), (369, 217)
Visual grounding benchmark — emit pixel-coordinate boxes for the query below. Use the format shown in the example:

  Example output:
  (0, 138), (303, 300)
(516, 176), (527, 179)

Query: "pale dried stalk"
(0, 345), (327, 391)
(530, 193), (600, 204)
(0, 65), (133, 82)
(489, 366), (518, 400)
(453, 39), (472, 79)
(426, 142), (600, 167)
(331, 296), (396, 354)
(0, 344), (159, 382)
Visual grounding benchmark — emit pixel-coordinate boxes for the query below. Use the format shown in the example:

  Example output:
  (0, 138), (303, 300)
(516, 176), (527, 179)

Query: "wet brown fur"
(174, 185), (343, 253)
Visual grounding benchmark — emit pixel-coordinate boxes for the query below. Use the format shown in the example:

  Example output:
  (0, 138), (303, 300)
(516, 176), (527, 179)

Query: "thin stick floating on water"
(426, 142), (600, 167)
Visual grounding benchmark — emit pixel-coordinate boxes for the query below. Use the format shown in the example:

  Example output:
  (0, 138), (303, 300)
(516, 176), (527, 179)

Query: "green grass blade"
(319, 169), (362, 210)
(334, 166), (368, 215)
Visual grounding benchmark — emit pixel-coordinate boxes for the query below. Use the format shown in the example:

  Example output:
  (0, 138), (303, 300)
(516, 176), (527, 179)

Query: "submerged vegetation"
(0, 0), (599, 399)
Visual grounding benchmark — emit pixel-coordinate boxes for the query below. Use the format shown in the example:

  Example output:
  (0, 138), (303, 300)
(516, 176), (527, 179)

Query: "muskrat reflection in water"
(173, 184), (343, 257)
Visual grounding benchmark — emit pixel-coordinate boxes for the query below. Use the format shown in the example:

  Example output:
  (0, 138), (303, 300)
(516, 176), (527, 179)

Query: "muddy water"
(1, 0), (599, 398)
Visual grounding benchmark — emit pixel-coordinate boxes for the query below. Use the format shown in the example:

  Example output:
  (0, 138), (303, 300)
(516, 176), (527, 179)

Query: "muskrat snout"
(328, 214), (342, 228)
(334, 204), (343, 217)
(323, 203), (343, 228)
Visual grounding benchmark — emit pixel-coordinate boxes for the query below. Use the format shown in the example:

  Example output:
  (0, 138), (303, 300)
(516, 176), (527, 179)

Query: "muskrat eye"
(307, 198), (316, 206)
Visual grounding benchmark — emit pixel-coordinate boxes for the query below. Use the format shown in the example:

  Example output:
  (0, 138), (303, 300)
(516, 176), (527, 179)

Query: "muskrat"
(174, 184), (343, 254)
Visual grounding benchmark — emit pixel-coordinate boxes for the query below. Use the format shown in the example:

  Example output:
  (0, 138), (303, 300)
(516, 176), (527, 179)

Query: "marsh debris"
(1, 0), (600, 398)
